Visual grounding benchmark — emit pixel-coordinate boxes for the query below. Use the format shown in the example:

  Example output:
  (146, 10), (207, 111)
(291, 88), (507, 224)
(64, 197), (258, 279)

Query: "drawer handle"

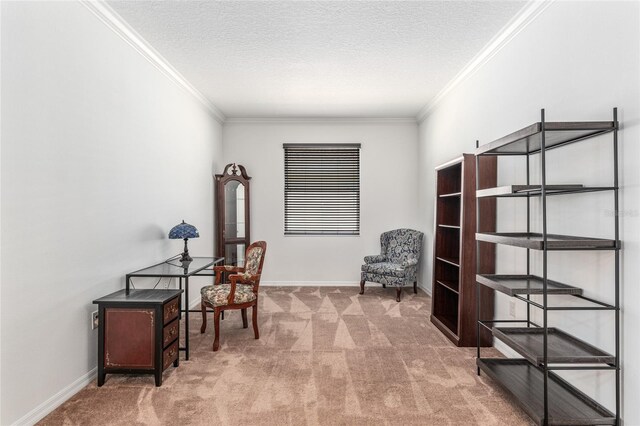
(169, 327), (177, 337)
(167, 305), (178, 316)
(168, 348), (176, 358)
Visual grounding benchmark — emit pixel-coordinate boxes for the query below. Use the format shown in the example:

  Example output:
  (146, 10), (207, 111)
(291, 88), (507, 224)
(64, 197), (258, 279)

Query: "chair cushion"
(360, 262), (407, 278)
(201, 284), (256, 307)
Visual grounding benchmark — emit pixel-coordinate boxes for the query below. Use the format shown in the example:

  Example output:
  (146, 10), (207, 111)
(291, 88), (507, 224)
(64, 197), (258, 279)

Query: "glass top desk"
(125, 256), (224, 359)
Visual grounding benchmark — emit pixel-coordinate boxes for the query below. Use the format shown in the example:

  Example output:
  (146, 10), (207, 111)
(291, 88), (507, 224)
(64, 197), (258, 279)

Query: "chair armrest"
(227, 273), (261, 304)
(364, 255), (387, 264)
(213, 265), (245, 273)
(401, 257), (419, 267)
(213, 265), (245, 284)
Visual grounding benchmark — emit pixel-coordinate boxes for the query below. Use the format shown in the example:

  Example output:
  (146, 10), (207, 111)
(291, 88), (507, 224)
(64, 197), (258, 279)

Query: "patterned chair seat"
(201, 284), (256, 307)
(360, 262), (407, 278)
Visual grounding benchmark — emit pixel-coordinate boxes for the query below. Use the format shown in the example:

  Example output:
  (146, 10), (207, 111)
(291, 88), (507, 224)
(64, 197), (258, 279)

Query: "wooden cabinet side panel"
(459, 155), (496, 346)
(476, 156), (497, 346)
(104, 308), (155, 369)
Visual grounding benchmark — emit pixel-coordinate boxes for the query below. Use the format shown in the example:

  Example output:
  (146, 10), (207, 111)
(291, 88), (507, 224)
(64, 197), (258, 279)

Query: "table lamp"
(169, 220), (199, 262)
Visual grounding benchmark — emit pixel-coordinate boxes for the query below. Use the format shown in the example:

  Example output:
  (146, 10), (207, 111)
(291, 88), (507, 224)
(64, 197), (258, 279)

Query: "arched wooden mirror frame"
(215, 163), (251, 266)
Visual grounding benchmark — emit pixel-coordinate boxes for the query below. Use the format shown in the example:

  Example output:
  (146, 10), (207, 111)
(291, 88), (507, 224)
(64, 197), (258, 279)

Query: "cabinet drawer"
(163, 340), (179, 371)
(163, 319), (179, 348)
(163, 297), (180, 324)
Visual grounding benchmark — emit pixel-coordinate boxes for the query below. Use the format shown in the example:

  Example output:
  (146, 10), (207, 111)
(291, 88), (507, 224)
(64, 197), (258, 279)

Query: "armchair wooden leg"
(200, 300), (207, 333)
(241, 308), (248, 328)
(382, 283), (386, 288)
(359, 280), (365, 295)
(396, 287), (401, 303)
(213, 307), (221, 351)
(413, 281), (418, 294)
(252, 303), (259, 339)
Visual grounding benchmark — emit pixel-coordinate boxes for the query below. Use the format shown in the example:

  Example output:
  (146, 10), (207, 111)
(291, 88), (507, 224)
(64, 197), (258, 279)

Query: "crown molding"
(416, 0), (554, 123)
(80, 0), (226, 124)
(224, 117), (418, 125)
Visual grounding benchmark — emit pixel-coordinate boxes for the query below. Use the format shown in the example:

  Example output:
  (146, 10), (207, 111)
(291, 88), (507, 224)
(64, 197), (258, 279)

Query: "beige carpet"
(40, 286), (532, 425)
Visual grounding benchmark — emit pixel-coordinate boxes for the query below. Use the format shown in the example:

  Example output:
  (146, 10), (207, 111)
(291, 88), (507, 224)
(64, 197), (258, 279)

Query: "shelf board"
(475, 232), (619, 250)
(435, 256), (460, 267)
(476, 275), (583, 296)
(475, 121), (616, 156)
(436, 280), (459, 294)
(439, 191), (461, 198)
(438, 224), (460, 229)
(477, 358), (615, 425)
(477, 184), (573, 198)
(492, 327), (615, 365)
(476, 185), (617, 198)
(431, 313), (458, 337)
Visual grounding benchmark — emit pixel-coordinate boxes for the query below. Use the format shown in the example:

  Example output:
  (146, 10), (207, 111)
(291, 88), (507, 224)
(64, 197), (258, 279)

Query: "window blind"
(284, 143), (361, 235)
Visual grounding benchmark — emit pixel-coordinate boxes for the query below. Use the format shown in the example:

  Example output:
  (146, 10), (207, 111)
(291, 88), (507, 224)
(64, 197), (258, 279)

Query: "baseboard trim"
(189, 297), (202, 309)
(261, 281), (360, 287)
(14, 367), (97, 426)
(260, 281), (428, 291)
(417, 282), (432, 296)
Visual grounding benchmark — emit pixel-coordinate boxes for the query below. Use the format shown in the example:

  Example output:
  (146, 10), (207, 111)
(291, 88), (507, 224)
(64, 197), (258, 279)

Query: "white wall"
(417, 1), (639, 423)
(0, 2), (223, 424)
(223, 120), (419, 285)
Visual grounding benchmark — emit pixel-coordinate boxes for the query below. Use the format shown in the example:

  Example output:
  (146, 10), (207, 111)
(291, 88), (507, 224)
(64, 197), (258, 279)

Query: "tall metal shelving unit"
(474, 108), (620, 425)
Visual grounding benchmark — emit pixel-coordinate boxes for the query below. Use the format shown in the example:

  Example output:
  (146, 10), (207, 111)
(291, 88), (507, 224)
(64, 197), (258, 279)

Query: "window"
(284, 143), (361, 235)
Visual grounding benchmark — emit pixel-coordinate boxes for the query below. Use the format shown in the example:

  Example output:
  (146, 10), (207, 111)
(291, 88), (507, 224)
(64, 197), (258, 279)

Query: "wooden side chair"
(200, 241), (267, 351)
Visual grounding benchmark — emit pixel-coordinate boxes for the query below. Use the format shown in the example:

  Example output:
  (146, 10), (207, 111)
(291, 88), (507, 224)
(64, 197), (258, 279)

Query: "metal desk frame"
(125, 255), (224, 360)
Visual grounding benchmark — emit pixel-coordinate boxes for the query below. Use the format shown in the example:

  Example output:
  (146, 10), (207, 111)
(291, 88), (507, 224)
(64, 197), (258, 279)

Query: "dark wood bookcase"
(431, 154), (496, 347)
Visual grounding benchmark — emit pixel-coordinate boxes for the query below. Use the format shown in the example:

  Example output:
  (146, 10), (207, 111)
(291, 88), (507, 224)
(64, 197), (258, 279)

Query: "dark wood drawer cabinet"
(94, 289), (183, 386)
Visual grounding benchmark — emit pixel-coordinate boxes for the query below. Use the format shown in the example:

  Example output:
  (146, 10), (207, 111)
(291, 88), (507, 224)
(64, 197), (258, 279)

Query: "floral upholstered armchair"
(200, 241), (267, 351)
(359, 229), (424, 302)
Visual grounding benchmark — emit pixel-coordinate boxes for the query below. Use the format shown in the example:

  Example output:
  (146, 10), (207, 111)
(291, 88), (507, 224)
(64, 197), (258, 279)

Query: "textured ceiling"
(107, 1), (526, 118)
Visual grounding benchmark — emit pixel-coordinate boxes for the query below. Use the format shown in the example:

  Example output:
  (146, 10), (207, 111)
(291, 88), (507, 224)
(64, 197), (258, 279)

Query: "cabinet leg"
(174, 358), (179, 368)
(97, 371), (106, 387)
(155, 371), (162, 387)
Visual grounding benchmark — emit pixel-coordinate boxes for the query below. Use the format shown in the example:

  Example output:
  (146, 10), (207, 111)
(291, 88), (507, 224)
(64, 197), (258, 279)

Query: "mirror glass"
(224, 181), (245, 239)
(225, 243), (245, 266)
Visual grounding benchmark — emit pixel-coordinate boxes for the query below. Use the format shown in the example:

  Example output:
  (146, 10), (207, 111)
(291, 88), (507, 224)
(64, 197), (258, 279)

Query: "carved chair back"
(244, 241), (267, 284)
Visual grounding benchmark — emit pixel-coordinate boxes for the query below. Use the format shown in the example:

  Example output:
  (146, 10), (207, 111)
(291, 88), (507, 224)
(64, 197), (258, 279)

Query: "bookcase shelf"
(475, 232), (619, 250)
(475, 274), (582, 296)
(477, 358), (615, 425)
(492, 327), (615, 365)
(476, 184), (615, 198)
